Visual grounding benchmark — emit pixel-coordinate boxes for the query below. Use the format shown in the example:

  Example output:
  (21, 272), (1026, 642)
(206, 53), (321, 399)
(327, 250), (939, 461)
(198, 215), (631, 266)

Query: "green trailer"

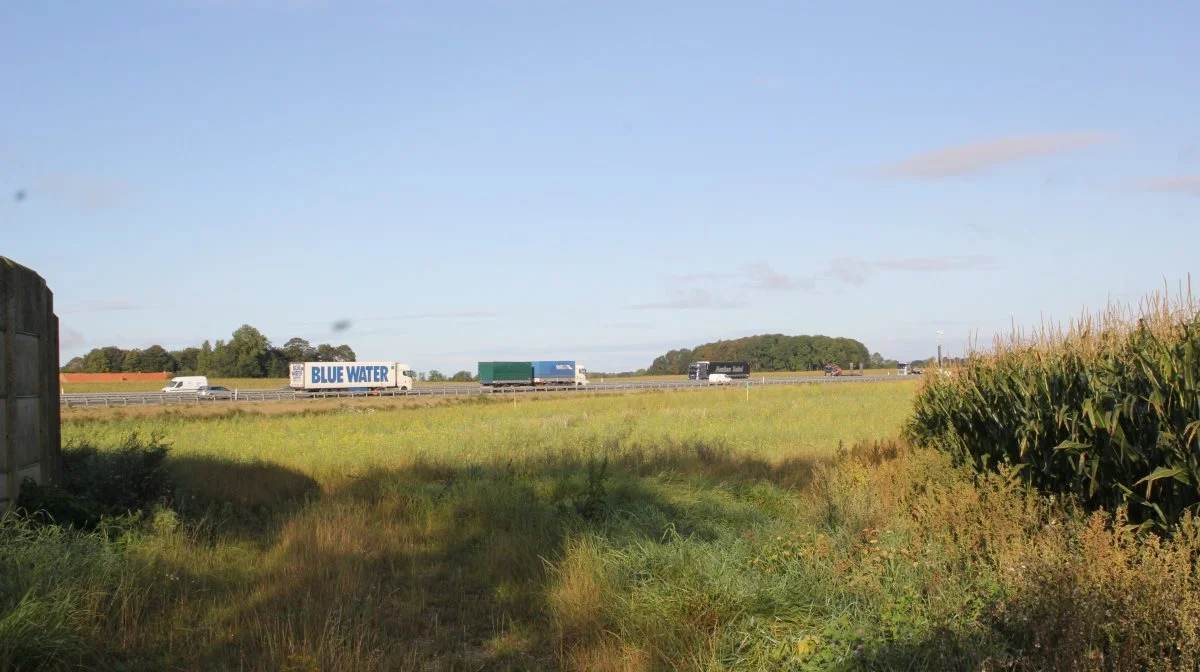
(478, 361), (533, 386)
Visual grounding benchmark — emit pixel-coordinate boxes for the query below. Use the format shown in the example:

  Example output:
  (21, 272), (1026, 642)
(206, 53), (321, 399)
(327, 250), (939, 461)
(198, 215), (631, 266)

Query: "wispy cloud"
(31, 172), (133, 210)
(1128, 175), (1200, 196)
(868, 132), (1115, 179)
(626, 287), (742, 311)
(67, 300), (149, 312)
(628, 256), (1000, 310)
(873, 255), (1001, 272)
(59, 326), (85, 350)
(741, 263), (813, 291)
(825, 259), (873, 287)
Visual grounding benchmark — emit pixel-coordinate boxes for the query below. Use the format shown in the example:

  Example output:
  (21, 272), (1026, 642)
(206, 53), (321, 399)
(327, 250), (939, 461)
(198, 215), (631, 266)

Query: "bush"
(16, 431), (173, 530)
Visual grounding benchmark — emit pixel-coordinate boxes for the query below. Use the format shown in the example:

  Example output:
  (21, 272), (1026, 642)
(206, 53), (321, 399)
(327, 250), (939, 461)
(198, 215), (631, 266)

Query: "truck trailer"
(478, 360), (588, 387)
(288, 361), (415, 392)
(687, 360), (750, 381)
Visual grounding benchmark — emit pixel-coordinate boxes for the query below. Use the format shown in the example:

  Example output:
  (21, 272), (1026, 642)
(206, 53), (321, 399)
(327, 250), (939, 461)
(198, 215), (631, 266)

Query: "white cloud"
(869, 132), (1115, 179)
(1129, 175), (1200, 196)
(32, 172), (133, 210)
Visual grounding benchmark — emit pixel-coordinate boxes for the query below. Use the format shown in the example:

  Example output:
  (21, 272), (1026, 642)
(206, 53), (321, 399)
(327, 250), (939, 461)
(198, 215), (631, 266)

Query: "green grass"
(8, 379), (1200, 670)
(64, 384), (915, 477)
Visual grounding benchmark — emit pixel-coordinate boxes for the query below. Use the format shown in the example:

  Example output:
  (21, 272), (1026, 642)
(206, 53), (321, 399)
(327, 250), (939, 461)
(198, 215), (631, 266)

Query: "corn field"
(904, 284), (1200, 531)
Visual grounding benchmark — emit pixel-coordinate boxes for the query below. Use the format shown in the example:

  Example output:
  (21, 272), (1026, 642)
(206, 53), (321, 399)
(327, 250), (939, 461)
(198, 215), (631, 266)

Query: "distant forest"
(60, 324), (355, 378)
(645, 334), (880, 375)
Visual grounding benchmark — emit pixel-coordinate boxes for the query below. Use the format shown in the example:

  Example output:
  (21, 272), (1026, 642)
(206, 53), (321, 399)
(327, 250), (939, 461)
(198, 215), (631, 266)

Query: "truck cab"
(575, 365), (589, 386)
(396, 363), (415, 391)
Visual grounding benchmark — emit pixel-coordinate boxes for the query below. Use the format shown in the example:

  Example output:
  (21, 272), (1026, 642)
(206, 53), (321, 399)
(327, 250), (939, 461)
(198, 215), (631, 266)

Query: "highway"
(60, 374), (915, 408)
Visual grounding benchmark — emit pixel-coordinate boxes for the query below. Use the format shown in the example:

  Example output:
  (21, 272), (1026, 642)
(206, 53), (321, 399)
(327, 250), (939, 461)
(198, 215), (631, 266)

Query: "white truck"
(162, 375), (208, 392)
(288, 361), (414, 393)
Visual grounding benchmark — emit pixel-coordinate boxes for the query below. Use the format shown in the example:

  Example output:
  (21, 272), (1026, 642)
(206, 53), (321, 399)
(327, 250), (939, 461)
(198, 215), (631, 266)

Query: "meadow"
(8, 372), (1200, 670)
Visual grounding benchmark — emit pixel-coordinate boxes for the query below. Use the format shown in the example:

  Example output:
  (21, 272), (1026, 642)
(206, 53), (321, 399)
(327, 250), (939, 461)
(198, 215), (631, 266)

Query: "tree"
(281, 338), (316, 363)
(450, 370), (474, 382)
(646, 334), (872, 374)
(121, 349), (143, 373)
(196, 341), (214, 375)
(173, 347), (200, 373)
(210, 340), (235, 377)
(140, 345), (174, 372)
(315, 343), (354, 362)
(426, 370), (446, 382)
(100, 346), (126, 372)
(228, 325), (269, 377)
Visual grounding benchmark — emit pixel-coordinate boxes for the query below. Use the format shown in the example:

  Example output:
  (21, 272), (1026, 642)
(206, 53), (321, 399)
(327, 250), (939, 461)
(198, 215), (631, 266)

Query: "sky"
(3, 0), (1198, 374)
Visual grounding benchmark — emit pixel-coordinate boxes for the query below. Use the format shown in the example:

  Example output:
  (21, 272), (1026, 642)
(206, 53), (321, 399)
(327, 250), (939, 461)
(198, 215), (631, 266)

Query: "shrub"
(16, 431), (173, 530)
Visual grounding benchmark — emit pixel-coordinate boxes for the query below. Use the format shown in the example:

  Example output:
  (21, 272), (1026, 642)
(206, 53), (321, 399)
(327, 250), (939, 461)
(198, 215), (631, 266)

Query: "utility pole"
(936, 330), (944, 367)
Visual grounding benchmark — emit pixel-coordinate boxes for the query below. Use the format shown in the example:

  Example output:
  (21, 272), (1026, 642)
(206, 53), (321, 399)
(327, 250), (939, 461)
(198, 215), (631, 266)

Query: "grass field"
(8, 379), (1200, 670)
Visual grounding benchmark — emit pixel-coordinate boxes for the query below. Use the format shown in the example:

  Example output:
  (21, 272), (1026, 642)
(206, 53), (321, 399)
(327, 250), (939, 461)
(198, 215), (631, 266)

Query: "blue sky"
(3, 0), (1197, 374)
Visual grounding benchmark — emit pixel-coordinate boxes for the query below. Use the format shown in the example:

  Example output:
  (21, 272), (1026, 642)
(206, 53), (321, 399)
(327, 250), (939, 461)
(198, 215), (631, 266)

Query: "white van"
(162, 375), (208, 392)
(708, 373), (732, 384)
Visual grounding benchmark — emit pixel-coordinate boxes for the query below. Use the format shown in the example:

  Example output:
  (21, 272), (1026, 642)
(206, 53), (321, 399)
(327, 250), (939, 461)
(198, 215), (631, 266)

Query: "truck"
(687, 360), (750, 381)
(288, 361), (415, 392)
(478, 360), (589, 387)
(162, 375), (208, 392)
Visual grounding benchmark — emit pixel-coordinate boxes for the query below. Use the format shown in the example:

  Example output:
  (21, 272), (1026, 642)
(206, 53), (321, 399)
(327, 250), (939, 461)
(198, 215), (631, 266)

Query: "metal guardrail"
(59, 375), (914, 408)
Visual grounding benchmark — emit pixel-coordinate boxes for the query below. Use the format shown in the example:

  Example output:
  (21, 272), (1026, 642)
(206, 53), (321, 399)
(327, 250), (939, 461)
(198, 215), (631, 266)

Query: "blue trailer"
(532, 360), (579, 385)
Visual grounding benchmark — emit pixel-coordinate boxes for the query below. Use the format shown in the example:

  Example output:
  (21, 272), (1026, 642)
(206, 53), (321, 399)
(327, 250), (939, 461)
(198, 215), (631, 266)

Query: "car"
(196, 385), (233, 400)
(707, 373), (733, 384)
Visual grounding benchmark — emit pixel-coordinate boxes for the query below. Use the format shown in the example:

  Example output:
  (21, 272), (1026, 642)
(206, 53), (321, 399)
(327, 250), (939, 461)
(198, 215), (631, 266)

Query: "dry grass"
(7, 377), (1200, 670)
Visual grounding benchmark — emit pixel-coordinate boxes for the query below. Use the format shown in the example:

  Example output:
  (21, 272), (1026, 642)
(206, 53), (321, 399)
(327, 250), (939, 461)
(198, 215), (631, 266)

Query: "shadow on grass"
(94, 439), (928, 670)
(161, 441), (865, 670)
(168, 455), (322, 542)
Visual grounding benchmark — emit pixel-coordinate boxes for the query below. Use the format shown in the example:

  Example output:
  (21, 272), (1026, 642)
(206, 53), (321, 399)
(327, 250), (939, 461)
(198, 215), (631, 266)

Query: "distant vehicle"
(196, 385), (233, 399)
(162, 375), (208, 392)
(687, 361), (749, 381)
(824, 364), (843, 376)
(708, 373), (732, 384)
(897, 362), (924, 376)
(288, 361), (414, 392)
(478, 361), (589, 387)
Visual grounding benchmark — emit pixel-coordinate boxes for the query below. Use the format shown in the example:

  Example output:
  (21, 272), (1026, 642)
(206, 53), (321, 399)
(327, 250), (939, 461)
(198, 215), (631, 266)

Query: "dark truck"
(687, 360), (750, 381)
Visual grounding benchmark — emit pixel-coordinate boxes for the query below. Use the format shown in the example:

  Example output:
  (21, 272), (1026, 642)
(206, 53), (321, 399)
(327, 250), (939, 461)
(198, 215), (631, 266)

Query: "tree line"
(60, 324), (357, 378)
(646, 333), (875, 375)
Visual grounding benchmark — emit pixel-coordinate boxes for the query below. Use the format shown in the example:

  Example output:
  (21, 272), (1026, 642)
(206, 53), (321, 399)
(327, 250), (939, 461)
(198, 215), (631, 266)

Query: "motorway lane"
(60, 375), (916, 407)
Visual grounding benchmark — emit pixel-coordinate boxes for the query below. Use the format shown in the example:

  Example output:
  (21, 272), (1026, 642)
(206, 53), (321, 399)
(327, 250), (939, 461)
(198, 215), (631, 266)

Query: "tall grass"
(904, 283), (1200, 531)
(8, 380), (1200, 669)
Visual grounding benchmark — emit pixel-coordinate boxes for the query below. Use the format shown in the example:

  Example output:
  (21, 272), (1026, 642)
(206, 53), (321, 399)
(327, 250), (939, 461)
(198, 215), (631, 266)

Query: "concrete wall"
(1, 256), (60, 509)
